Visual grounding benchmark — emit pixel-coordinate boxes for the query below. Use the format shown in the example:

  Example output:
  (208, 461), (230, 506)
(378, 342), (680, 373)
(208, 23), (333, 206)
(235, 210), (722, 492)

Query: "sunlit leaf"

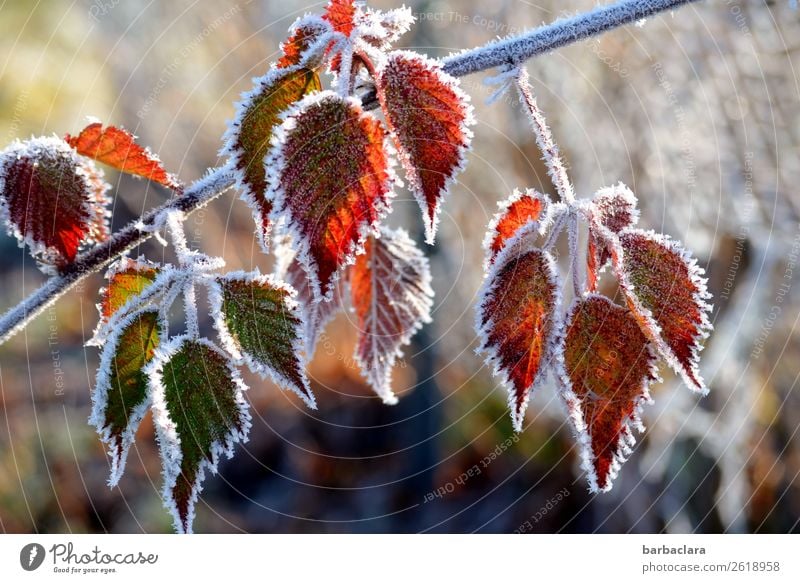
(91, 309), (161, 486)
(66, 122), (180, 189)
(483, 188), (549, 265)
(377, 51), (473, 243)
(610, 229), (712, 394)
(477, 246), (561, 431)
(267, 91), (394, 301)
(148, 337), (251, 534)
(0, 136), (110, 268)
(211, 271), (315, 408)
(559, 295), (657, 492)
(351, 227), (433, 404)
(224, 67), (322, 252)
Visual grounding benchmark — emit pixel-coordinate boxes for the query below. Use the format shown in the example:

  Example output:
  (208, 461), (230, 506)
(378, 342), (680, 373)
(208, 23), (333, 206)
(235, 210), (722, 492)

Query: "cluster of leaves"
(2, 0), (470, 533)
(476, 70), (712, 492)
(0, 0), (713, 531)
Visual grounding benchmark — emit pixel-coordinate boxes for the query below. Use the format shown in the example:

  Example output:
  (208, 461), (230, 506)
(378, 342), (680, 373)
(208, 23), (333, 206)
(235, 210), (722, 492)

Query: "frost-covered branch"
(0, 167), (234, 344)
(0, 0), (699, 346)
(441, 0), (701, 78)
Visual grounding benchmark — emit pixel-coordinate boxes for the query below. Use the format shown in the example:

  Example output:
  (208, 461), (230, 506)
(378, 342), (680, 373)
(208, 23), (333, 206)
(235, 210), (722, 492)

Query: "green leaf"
(212, 272), (315, 408)
(149, 337), (251, 534)
(223, 66), (322, 251)
(91, 310), (161, 486)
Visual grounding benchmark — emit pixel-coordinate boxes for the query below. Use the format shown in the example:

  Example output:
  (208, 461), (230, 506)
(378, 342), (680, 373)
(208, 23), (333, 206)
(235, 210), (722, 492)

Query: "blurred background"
(1, 0), (799, 533)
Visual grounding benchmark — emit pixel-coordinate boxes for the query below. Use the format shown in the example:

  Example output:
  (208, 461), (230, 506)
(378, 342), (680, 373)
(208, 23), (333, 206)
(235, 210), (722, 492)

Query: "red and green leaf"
(267, 91), (394, 301)
(224, 67), (322, 252)
(91, 309), (161, 486)
(99, 257), (160, 321)
(351, 227), (434, 404)
(148, 337), (251, 534)
(377, 51), (473, 244)
(559, 295), (657, 492)
(483, 188), (550, 265)
(610, 229), (712, 394)
(211, 271), (315, 408)
(66, 122), (180, 189)
(0, 136), (110, 268)
(477, 246), (561, 431)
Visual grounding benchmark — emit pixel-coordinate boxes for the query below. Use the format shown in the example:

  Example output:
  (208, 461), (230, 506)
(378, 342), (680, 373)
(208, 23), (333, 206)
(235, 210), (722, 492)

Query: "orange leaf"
(66, 122), (180, 189)
(477, 246), (561, 430)
(323, 0), (357, 36)
(560, 295), (657, 492)
(484, 188), (549, 265)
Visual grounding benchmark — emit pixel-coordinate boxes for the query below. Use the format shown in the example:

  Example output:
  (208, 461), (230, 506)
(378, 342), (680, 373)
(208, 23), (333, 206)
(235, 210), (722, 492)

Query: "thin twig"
(0, 0), (700, 345)
(514, 67), (575, 204)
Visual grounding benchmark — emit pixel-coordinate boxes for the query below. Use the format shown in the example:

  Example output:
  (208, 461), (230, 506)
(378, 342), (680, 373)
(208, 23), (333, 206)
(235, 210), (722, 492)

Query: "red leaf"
(351, 227), (433, 403)
(275, 242), (344, 357)
(477, 246), (561, 431)
(559, 295), (657, 492)
(484, 189), (549, 265)
(267, 91), (394, 301)
(0, 136), (110, 268)
(66, 122), (180, 189)
(610, 229), (712, 394)
(323, 0), (357, 36)
(224, 67), (322, 252)
(377, 51), (473, 243)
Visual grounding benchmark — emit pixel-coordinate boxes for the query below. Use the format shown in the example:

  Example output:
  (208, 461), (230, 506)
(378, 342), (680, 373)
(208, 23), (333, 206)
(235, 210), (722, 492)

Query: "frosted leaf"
(66, 122), (181, 189)
(609, 228), (713, 394)
(208, 270), (315, 409)
(377, 51), (474, 244)
(483, 188), (551, 267)
(147, 336), (251, 534)
(350, 226), (434, 404)
(222, 66), (322, 253)
(557, 295), (658, 493)
(476, 244), (561, 431)
(90, 309), (162, 487)
(0, 136), (110, 270)
(266, 90), (395, 302)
